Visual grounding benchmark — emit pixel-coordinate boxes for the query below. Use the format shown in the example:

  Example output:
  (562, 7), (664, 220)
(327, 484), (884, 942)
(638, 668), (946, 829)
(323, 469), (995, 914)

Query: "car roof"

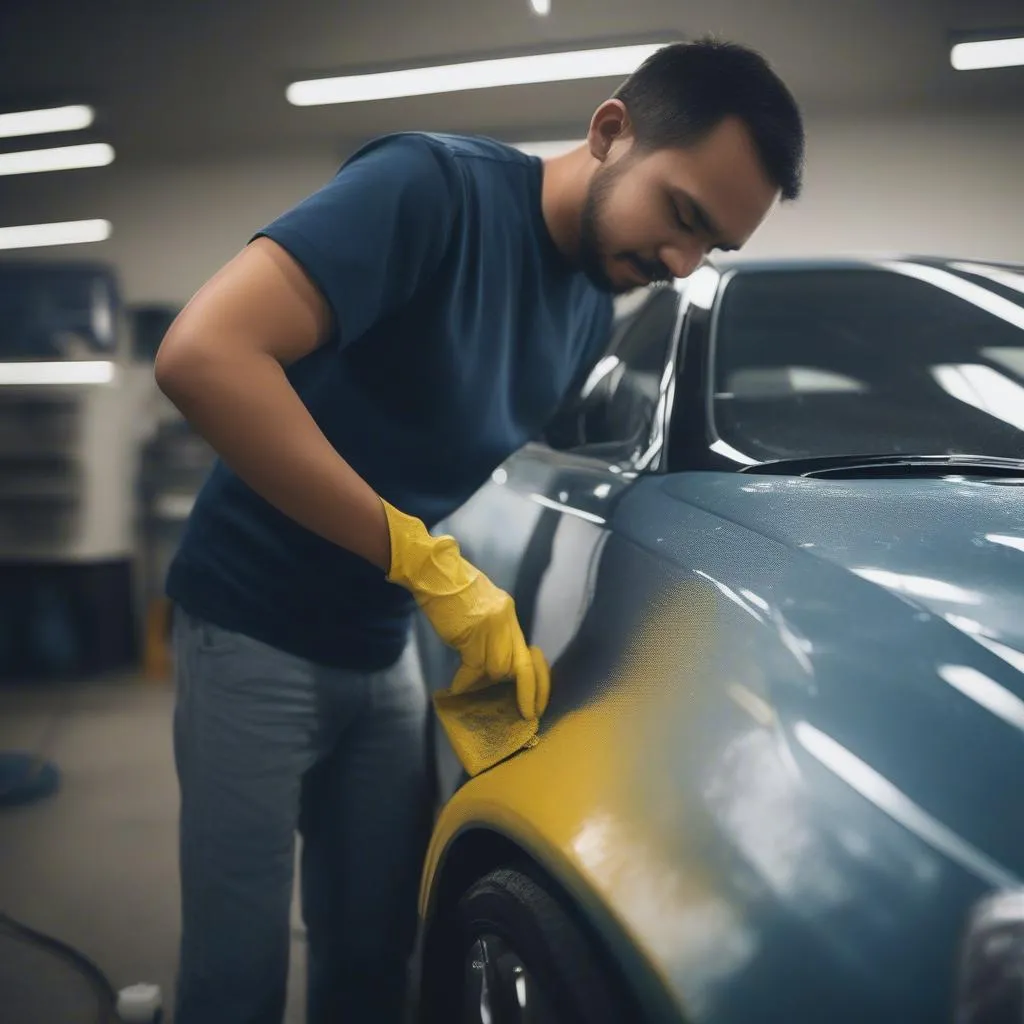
(708, 253), (1024, 275)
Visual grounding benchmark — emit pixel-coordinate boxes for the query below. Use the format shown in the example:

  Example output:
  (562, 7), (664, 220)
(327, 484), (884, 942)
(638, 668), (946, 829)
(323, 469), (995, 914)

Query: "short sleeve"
(252, 133), (459, 347)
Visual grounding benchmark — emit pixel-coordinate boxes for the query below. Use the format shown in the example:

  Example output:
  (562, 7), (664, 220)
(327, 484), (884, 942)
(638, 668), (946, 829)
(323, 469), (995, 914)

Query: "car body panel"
(416, 258), (1024, 1023)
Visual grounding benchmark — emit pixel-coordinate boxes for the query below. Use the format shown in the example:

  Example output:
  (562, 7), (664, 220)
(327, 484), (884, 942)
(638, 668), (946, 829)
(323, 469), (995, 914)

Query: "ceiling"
(0, 0), (1022, 163)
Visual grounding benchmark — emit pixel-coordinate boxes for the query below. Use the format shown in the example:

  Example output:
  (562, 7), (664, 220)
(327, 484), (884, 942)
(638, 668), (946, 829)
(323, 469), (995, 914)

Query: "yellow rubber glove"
(381, 499), (550, 721)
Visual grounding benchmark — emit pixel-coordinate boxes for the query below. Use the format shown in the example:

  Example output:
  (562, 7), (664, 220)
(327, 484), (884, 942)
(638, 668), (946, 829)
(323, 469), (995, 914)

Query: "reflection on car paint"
(793, 720), (1018, 890)
(527, 492), (606, 524)
(880, 260), (1024, 331)
(937, 664), (1024, 733)
(418, 262), (1024, 1023)
(529, 515), (609, 668)
(986, 532), (1024, 553)
(851, 566), (985, 606)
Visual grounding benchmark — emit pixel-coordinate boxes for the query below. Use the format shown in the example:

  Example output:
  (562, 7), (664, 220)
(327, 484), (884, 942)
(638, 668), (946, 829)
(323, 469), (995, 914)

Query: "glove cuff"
(380, 499), (429, 585)
(380, 499), (470, 599)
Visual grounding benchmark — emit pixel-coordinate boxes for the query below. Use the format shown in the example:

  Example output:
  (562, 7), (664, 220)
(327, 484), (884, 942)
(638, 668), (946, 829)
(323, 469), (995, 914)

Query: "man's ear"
(587, 99), (632, 162)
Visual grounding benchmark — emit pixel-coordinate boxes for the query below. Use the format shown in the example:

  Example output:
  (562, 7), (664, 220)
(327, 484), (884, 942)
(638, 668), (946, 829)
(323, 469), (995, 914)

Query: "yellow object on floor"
(142, 597), (173, 681)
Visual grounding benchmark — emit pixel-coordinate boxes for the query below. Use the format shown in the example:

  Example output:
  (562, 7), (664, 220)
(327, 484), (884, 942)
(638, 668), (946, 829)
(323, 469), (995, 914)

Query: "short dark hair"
(613, 38), (805, 200)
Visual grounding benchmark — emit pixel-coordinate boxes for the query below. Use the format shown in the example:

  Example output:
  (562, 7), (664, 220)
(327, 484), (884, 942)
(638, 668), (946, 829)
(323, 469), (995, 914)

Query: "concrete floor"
(0, 675), (308, 1023)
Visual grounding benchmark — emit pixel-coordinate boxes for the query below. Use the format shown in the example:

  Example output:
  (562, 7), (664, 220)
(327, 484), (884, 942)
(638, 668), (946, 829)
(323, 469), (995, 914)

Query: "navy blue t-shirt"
(166, 132), (612, 669)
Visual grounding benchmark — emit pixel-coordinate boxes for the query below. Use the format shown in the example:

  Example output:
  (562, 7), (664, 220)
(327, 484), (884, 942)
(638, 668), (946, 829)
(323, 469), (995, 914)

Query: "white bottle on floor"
(116, 983), (163, 1023)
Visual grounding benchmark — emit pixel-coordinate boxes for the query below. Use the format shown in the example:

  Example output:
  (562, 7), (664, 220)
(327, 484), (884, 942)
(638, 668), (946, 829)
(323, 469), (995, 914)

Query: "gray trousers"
(171, 609), (432, 1024)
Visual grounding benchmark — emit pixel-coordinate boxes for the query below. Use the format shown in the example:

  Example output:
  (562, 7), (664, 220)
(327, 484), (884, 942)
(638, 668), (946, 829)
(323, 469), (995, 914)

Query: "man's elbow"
(154, 325), (207, 403)
(153, 334), (182, 399)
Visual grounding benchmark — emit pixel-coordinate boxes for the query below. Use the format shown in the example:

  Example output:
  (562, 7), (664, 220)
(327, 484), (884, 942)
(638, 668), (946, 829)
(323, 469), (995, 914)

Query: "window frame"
(703, 262), (1024, 469)
(541, 282), (690, 474)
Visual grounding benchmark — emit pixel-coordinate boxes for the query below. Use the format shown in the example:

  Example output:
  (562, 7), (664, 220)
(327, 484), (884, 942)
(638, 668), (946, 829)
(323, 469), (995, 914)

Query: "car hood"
(661, 471), (1024, 879)
(607, 470), (1024, 1018)
(669, 472), (1024, 657)
(424, 471), (1024, 1023)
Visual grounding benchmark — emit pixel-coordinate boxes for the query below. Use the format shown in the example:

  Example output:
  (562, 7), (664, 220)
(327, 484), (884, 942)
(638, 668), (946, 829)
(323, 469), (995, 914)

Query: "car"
(409, 255), (1024, 1024)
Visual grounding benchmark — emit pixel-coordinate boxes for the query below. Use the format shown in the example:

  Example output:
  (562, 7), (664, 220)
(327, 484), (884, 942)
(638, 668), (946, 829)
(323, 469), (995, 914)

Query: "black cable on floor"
(0, 909), (121, 1022)
(1, 691), (122, 1019)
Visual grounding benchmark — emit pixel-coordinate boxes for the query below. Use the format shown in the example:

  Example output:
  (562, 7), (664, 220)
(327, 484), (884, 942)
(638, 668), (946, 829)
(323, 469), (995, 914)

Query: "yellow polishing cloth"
(433, 676), (541, 777)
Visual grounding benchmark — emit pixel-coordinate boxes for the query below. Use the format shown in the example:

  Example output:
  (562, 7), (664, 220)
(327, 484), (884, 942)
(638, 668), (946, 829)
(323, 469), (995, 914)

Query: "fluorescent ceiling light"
(951, 36), (1024, 70)
(530, 0), (551, 14)
(0, 360), (116, 386)
(0, 219), (112, 251)
(0, 104), (94, 139)
(287, 42), (663, 106)
(0, 142), (115, 177)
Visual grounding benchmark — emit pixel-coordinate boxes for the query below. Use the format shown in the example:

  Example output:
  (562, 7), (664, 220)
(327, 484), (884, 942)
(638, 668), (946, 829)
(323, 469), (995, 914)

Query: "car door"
(416, 283), (688, 798)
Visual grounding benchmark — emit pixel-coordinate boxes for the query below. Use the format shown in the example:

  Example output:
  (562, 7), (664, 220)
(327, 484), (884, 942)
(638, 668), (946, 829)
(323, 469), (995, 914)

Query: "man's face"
(578, 114), (782, 294)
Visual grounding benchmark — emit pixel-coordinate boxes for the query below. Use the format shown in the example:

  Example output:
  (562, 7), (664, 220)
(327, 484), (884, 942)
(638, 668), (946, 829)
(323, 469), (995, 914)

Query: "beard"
(577, 158), (672, 295)
(577, 162), (622, 294)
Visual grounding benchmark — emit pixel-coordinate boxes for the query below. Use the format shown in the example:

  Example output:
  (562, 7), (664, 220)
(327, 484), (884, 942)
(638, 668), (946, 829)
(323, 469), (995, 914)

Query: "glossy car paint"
(415, 259), (1024, 1023)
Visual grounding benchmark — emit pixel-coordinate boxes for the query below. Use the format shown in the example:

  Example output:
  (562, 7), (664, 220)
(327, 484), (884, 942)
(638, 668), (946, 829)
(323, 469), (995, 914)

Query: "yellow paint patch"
(422, 576), (728, 1010)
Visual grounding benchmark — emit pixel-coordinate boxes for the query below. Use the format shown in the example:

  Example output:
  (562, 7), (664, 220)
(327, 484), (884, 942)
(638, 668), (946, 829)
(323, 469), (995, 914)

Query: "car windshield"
(711, 262), (1024, 463)
(0, 266), (118, 360)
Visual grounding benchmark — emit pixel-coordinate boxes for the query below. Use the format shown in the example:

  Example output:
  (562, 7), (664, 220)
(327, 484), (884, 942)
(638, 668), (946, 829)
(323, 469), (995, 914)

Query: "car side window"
(546, 285), (681, 457)
(712, 266), (1024, 462)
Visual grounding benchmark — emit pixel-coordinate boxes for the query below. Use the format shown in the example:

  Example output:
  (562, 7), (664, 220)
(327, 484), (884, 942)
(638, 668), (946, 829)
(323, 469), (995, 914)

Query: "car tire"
(419, 864), (631, 1023)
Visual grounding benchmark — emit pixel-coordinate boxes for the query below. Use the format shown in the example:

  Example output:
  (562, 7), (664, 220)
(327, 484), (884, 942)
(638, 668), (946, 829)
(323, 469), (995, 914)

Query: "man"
(155, 37), (804, 1024)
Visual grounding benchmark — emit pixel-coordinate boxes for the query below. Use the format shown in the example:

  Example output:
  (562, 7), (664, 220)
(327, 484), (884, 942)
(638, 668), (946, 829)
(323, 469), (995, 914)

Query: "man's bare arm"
(154, 235), (391, 570)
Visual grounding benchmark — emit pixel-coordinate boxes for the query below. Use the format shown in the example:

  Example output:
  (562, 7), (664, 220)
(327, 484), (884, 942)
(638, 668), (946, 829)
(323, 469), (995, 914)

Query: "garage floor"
(0, 675), (308, 1024)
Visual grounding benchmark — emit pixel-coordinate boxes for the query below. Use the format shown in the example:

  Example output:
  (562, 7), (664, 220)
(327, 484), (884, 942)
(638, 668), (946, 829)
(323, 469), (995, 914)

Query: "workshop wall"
(0, 150), (338, 308)
(749, 112), (1024, 262)
(2, 110), (1021, 308)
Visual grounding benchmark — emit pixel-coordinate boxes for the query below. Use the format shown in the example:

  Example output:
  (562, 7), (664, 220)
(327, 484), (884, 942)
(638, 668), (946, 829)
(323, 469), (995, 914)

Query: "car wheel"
(420, 865), (630, 1024)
